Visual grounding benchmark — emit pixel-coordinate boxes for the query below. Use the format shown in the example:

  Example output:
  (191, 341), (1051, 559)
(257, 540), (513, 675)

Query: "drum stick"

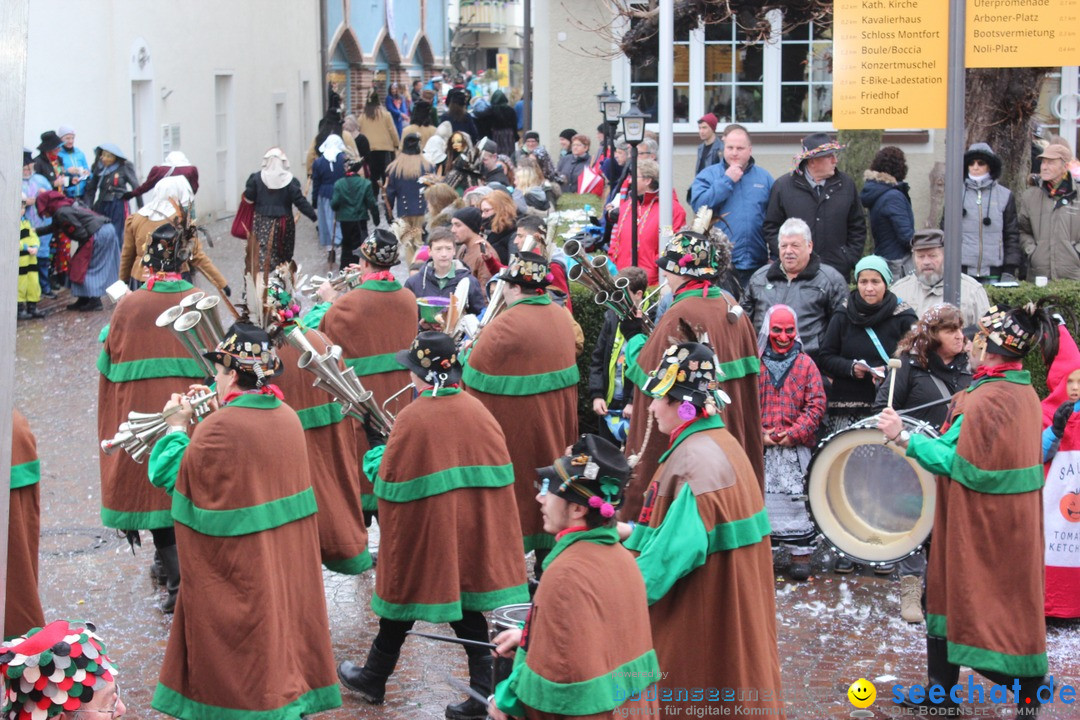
(406, 630), (497, 650)
(885, 358), (903, 409)
(444, 675), (491, 705)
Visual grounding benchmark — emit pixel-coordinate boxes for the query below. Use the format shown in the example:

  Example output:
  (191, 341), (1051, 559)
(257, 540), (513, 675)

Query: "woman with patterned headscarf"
(242, 148), (317, 274)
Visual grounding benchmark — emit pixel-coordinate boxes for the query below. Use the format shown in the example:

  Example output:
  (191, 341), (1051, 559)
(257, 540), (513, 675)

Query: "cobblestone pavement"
(15, 217), (1080, 718)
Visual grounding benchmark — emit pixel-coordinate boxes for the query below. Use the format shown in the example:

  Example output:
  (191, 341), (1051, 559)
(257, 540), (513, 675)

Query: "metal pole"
(318, 0), (328, 112)
(0, 0), (29, 629)
(657, 0), (674, 235)
(523, 0), (532, 131)
(631, 143), (640, 267)
(943, 0), (965, 306)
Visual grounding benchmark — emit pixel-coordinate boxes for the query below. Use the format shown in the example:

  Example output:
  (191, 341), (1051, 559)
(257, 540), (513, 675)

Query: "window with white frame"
(621, 9), (835, 132)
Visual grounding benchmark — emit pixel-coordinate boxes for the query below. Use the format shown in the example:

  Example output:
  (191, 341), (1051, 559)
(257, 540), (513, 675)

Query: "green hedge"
(567, 278), (1080, 430)
(985, 280), (1080, 397)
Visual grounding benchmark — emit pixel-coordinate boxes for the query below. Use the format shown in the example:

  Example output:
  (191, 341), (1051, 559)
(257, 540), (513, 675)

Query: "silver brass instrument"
(298, 269), (361, 299)
(464, 237), (539, 351)
(564, 239), (654, 334)
(101, 390), (216, 463)
(296, 342), (395, 437)
(157, 293), (229, 376)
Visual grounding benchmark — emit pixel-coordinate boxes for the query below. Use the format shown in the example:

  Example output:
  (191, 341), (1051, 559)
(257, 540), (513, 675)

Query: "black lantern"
(620, 98), (649, 267)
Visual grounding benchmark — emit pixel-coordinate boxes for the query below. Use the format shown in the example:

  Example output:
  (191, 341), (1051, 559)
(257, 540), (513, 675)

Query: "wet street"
(15, 218), (1080, 718)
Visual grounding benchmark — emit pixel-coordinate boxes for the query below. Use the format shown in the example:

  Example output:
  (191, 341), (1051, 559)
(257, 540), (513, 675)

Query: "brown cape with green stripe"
(508, 537), (659, 719)
(321, 283), (417, 508)
(463, 299), (579, 552)
(97, 284), (204, 530)
(638, 427), (784, 715)
(924, 378), (1048, 677)
(275, 329), (368, 572)
(372, 390), (528, 620)
(155, 399), (340, 719)
(621, 290), (763, 521)
(7, 409), (44, 639)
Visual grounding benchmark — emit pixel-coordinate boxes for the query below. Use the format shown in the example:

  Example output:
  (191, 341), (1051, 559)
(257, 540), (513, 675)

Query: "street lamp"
(620, 98), (649, 268)
(602, 91), (623, 169)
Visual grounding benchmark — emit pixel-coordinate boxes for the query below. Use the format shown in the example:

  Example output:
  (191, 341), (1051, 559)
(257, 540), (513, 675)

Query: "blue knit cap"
(855, 255), (893, 287)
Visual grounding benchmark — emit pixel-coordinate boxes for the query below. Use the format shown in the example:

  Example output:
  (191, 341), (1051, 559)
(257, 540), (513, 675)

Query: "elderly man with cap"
(1019, 142), (1080, 280)
(463, 252), (579, 571)
(891, 228), (990, 326)
(619, 225), (764, 521)
(320, 229), (417, 521)
(451, 206), (495, 289)
(619, 341), (784, 716)
(56, 125), (90, 199)
(1, 620), (123, 719)
(97, 219), (206, 613)
(147, 322), (341, 720)
(879, 302), (1058, 716)
(338, 331), (528, 718)
(489, 434), (661, 720)
(763, 132), (867, 279)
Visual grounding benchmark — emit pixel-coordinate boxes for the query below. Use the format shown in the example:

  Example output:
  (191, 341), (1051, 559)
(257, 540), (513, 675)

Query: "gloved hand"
(1053, 399), (1076, 438)
(618, 314), (645, 341)
(363, 413), (387, 448)
(222, 285), (232, 298)
(121, 191), (135, 202)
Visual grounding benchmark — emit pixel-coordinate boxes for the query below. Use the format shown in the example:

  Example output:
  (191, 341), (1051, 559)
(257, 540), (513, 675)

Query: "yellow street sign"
(833, 0), (950, 129)
(966, 0), (1080, 68)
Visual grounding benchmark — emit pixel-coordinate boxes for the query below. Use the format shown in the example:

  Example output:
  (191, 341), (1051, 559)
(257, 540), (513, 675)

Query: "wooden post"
(0, 0), (30, 630)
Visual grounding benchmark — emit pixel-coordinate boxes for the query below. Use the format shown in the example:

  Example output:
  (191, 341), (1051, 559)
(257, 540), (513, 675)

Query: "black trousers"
(372, 610), (489, 660)
(339, 220), (368, 269)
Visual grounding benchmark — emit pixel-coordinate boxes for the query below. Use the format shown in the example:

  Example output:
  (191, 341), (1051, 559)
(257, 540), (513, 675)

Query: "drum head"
(491, 603), (531, 631)
(807, 427), (935, 564)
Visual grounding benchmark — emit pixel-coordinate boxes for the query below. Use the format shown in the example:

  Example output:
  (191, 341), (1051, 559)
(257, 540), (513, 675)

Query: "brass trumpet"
(298, 270), (361, 299)
(564, 240), (654, 335)
(101, 390), (216, 463)
(296, 342), (395, 437)
(466, 237), (539, 350)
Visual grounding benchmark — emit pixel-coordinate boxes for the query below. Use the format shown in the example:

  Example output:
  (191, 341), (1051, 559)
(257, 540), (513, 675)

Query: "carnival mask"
(768, 307), (797, 354)
(971, 328), (989, 363)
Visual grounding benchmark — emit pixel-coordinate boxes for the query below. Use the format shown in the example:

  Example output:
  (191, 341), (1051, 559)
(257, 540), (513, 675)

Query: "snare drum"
(491, 603), (531, 631)
(805, 415), (938, 565)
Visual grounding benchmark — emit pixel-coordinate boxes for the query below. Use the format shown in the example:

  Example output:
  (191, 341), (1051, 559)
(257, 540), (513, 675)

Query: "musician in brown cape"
(247, 264), (370, 573)
(7, 409), (44, 639)
(462, 251), (579, 566)
(96, 220), (206, 613)
(320, 228), (416, 519)
(338, 331), (528, 719)
(879, 303), (1057, 716)
(490, 434), (660, 720)
(147, 323), (341, 720)
(620, 222), (763, 521)
(619, 339), (784, 716)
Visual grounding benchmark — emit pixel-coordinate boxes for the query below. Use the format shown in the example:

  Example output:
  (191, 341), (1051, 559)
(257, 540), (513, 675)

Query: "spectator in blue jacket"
(56, 125), (90, 199)
(311, 134), (347, 262)
(689, 124), (774, 289)
(861, 146), (915, 280)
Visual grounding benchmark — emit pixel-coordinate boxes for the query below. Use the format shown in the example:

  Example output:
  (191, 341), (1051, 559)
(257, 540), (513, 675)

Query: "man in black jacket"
(762, 132), (866, 279)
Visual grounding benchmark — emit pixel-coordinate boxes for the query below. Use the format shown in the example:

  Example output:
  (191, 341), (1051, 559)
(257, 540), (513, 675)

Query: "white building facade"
(24, 0), (322, 220)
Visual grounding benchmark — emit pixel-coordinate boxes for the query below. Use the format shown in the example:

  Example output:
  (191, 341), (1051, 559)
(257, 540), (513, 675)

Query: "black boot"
(445, 653), (493, 720)
(16, 304), (30, 320)
(159, 544), (181, 614)
(79, 297), (103, 312)
(26, 302), (45, 318)
(901, 636), (961, 715)
(1016, 675), (1054, 717)
(67, 296), (89, 310)
(338, 644), (399, 704)
(149, 549), (167, 586)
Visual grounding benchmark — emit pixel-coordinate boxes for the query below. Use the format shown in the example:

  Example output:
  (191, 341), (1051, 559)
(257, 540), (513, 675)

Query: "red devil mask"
(768, 307), (797, 354)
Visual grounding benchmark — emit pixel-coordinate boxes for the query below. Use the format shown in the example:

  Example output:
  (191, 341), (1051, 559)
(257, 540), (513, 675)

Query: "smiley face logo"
(847, 678), (876, 709)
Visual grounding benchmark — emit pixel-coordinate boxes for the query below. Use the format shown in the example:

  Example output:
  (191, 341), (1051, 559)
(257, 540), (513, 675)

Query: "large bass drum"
(805, 415), (938, 565)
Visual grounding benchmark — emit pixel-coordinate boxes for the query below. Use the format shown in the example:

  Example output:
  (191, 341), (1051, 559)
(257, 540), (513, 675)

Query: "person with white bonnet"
(311, 133), (348, 263)
(242, 148), (317, 274)
(125, 150), (200, 205)
(120, 175), (229, 293)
